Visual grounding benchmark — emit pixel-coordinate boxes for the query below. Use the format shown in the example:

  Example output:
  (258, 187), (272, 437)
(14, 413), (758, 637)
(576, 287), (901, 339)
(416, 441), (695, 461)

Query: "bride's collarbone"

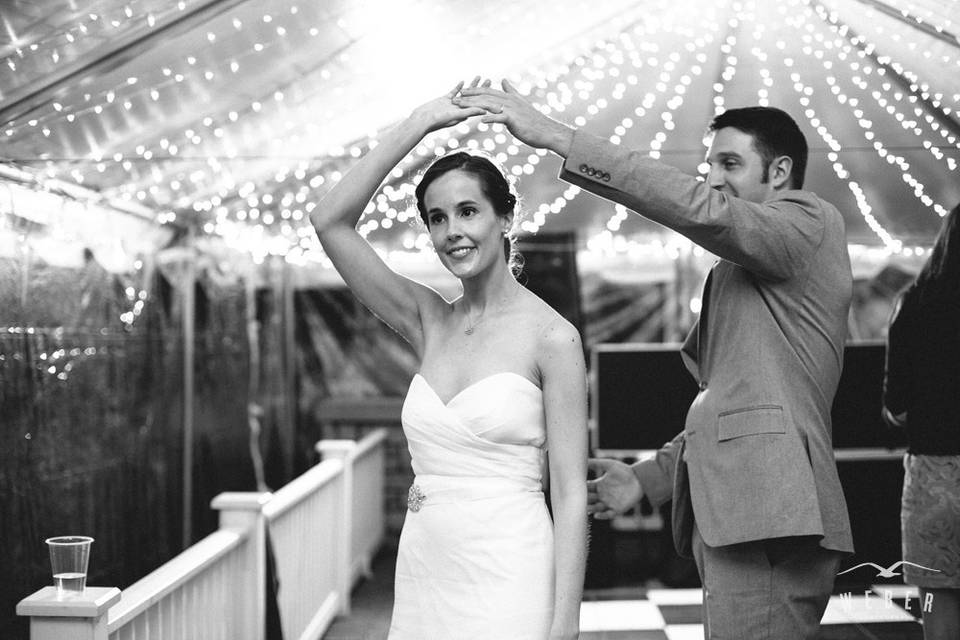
(421, 302), (545, 357)
(436, 326), (532, 359)
(421, 321), (538, 370)
(441, 312), (514, 340)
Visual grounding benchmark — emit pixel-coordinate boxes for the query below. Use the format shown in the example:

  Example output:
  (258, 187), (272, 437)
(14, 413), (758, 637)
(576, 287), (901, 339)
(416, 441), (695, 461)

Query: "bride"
(309, 80), (588, 639)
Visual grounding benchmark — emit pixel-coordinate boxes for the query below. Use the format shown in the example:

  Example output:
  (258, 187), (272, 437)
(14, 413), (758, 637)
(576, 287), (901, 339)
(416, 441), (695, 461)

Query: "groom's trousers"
(691, 521), (842, 640)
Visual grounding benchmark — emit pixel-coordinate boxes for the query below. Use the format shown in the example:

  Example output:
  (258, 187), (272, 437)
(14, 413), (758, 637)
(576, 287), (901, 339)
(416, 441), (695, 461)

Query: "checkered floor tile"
(579, 586), (924, 639)
(322, 543), (927, 640)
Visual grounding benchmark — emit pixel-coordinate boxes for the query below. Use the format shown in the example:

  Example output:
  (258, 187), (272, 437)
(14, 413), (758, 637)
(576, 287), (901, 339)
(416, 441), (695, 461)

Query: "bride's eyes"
(428, 206), (477, 226)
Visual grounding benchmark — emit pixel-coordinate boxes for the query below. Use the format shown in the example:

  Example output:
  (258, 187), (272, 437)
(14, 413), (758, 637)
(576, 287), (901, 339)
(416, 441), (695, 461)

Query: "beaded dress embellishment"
(407, 484), (426, 512)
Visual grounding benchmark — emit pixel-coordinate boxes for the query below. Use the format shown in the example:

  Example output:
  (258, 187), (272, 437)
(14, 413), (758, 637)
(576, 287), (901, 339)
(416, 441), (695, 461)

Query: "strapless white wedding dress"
(387, 372), (554, 640)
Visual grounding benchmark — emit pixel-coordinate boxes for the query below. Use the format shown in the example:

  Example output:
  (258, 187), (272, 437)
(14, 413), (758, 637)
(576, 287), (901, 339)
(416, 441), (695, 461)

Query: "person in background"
(309, 80), (588, 640)
(457, 81), (854, 640)
(883, 203), (960, 640)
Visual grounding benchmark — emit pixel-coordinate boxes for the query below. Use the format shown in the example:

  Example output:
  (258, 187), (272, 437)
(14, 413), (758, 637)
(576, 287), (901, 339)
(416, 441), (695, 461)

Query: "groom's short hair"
(710, 107), (808, 189)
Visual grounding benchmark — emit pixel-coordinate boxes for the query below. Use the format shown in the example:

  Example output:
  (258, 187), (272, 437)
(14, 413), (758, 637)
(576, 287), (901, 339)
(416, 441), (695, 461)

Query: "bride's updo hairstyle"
(414, 151), (521, 275)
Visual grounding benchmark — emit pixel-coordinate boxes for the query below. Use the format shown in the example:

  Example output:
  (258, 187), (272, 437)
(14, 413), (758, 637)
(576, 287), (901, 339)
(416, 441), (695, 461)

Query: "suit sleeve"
(561, 130), (828, 282)
(632, 432), (683, 508)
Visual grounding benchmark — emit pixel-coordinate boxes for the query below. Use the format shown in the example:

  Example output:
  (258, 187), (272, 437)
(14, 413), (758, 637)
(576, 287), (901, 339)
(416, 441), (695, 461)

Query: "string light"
(1, 4), (188, 92)
(219, 0), (939, 262)
(779, 0), (952, 243)
(807, 1), (959, 174)
(752, 5), (897, 248)
(1, 0), (949, 266)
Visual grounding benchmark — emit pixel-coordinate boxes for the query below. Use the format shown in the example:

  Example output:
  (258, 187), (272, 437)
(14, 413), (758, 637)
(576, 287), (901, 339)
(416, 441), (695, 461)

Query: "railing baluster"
(317, 439), (356, 616)
(211, 492), (270, 640)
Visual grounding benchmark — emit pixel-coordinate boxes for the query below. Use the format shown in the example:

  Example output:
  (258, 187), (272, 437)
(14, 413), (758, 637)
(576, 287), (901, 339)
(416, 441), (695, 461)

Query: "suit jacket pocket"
(717, 405), (785, 441)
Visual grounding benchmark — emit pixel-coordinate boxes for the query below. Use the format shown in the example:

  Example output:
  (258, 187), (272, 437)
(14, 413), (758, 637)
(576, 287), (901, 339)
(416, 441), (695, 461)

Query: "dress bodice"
(400, 372), (546, 484)
(391, 372), (555, 639)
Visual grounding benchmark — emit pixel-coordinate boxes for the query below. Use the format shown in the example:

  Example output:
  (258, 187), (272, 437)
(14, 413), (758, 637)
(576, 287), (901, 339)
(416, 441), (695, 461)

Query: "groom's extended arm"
(558, 130), (828, 281)
(457, 82), (827, 282)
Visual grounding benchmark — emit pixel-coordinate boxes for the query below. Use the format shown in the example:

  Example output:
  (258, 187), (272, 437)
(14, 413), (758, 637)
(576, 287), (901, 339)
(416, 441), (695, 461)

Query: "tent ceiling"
(2, 0), (959, 264)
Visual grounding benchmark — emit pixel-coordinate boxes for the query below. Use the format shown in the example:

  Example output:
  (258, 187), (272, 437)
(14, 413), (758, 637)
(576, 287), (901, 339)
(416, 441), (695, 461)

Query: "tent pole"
(182, 230), (196, 548)
(283, 260), (296, 479)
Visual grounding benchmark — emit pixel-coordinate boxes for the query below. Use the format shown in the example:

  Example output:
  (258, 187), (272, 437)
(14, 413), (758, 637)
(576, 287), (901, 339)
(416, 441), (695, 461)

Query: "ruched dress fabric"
(388, 372), (554, 640)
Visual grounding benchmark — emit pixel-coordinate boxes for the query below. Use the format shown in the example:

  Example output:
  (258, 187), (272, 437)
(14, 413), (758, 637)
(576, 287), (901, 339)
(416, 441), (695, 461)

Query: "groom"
(456, 82), (854, 639)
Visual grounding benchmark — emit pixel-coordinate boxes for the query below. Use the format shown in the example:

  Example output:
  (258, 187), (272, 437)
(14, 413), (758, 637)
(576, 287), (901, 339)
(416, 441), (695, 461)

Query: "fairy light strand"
(784, 1), (952, 219)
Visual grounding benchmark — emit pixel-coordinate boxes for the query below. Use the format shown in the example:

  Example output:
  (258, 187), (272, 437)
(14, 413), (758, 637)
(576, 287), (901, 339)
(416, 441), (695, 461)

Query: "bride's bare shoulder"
(516, 290), (581, 347)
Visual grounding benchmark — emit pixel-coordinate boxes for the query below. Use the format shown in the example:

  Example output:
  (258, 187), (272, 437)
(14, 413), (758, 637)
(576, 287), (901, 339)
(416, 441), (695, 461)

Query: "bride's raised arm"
(309, 83), (484, 350)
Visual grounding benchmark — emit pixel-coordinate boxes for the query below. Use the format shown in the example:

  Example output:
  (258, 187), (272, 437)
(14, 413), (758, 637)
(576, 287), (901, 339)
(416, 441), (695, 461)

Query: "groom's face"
(705, 127), (777, 204)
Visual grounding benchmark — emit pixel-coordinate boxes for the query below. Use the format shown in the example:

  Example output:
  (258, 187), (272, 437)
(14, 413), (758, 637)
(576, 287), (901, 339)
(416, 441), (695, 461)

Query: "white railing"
(108, 523), (261, 640)
(265, 458), (346, 640)
(317, 430), (387, 590)
(16, 428), (389, 640)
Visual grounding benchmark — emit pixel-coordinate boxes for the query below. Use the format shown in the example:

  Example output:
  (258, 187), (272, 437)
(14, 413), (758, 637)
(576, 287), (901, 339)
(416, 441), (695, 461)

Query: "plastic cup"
(45, 536), (93, 596)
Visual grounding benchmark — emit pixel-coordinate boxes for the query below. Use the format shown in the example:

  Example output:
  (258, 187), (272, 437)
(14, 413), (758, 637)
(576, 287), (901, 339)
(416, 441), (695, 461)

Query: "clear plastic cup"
(45, 536), (94, 596)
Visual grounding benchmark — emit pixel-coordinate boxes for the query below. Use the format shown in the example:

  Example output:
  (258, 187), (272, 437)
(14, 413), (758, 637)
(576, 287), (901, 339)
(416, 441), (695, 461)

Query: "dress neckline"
(414, 372), (541, 407)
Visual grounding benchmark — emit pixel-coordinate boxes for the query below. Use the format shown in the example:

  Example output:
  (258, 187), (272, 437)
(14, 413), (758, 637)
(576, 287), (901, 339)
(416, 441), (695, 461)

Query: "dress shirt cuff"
(633, 456), (674, 508)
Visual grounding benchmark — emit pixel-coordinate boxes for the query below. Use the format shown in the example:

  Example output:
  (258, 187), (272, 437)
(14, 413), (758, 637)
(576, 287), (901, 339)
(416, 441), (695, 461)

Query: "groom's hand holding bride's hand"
(586, 458), (643, 519)
(408, 77), (491, 133)
(454, 79), (575, 157)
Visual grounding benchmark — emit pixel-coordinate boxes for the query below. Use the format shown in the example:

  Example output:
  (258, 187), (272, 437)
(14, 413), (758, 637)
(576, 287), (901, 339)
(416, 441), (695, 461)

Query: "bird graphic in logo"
(838, 561), (941, 579)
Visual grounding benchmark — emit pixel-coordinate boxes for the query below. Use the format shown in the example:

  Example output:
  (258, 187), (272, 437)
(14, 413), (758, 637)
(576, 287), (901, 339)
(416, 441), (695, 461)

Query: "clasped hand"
(586, 458), (643, 519)
(408, 78), (490, 133)
(409, 76), (518, 130)
(454, 78), (572, 153)
(410, 77), (571, 154)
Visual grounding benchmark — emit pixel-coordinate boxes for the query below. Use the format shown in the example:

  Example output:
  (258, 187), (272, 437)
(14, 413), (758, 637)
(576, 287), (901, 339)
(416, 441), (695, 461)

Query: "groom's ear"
(769, 155), (793, 190)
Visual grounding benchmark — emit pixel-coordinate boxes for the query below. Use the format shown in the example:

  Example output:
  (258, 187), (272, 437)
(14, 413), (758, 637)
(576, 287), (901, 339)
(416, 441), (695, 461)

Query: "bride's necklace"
(462, 287), (520, 335)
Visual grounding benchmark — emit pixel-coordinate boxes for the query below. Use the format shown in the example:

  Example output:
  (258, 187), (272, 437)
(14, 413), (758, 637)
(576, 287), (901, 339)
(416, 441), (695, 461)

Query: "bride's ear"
(501, 210), (515, 235)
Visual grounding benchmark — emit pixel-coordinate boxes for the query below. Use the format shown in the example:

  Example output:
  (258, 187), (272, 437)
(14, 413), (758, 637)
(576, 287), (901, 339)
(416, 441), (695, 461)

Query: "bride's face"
(423, 170), (508, 279)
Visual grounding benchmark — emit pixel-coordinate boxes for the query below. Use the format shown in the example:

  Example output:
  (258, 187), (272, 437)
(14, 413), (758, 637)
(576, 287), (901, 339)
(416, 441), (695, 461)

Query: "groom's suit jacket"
(561, 131), (854, 554)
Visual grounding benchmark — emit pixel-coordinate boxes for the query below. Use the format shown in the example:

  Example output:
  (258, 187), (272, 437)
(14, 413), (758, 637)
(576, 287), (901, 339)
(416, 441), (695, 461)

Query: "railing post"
(16, 587), (120, 640)
(211, 491), (272, 640)
(316, 439), (356, 615)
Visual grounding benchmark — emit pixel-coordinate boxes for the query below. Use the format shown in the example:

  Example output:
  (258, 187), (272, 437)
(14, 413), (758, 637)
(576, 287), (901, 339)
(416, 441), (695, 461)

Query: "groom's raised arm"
(457, 81), (827, 282)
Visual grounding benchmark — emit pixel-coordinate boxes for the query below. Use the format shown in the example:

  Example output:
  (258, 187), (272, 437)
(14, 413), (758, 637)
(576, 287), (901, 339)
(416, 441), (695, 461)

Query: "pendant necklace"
(462, 287), (520, 335)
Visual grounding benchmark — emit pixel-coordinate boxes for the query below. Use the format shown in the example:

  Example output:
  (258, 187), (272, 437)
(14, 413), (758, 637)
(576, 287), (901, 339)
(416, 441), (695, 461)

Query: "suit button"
(579, 164), (589, 173)
(699, 381), (708, 390)
(602, 172), (611, 182)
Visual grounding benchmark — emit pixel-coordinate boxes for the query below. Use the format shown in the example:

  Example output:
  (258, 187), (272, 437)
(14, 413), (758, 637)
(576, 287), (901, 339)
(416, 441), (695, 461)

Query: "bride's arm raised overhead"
(308, 83), (484, 351)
